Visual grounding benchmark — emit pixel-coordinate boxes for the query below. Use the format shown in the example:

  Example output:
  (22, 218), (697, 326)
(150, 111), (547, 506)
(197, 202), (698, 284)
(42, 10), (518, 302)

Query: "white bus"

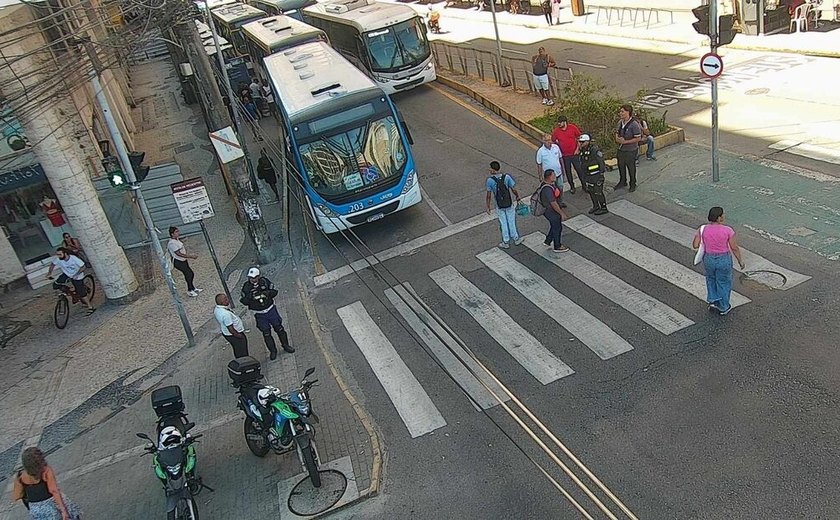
(264, 41), (421, 232)
(210, 3), (267, 58)
(301, 0), (435, 95)
(243, 15), (327, 79)
(245, 0), (316, 20)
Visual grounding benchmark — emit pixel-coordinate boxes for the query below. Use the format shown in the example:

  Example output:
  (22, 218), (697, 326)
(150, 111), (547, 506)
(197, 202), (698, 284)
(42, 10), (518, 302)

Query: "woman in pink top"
(692, 207), (745, 315)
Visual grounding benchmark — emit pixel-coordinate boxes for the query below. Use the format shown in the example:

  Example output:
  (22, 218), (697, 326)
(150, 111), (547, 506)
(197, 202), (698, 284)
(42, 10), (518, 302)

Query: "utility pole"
(709, 0), (720, 183)
(83, 41), (195, 346)
(488, 0), (509, 87)
(204, 6), (275, 263)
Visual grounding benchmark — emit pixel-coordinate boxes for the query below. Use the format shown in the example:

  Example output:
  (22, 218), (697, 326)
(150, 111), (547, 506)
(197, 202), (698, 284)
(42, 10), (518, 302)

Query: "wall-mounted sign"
(0, 163), (46, 195)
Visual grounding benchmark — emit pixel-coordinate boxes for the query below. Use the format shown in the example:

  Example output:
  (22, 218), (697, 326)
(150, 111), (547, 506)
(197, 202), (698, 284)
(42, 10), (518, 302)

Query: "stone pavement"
(0, 55), (378, 518)
(397, 0), (840, 57)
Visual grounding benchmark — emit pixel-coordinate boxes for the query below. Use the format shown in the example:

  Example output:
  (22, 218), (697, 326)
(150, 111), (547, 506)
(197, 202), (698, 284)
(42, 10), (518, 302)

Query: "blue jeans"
(637, 136), (655, 160)
(496, 206), (519, 243)
(542, 211), (563, 250)
(703, 253), (733, 311)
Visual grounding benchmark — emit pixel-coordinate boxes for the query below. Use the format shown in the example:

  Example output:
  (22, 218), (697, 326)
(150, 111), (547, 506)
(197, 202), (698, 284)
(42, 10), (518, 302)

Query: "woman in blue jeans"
(692, 207), (745, 315)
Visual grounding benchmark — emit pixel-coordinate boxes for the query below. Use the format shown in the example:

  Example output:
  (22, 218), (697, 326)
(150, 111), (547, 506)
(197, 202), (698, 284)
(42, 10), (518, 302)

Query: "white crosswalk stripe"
(429, 265), (575, 385)
(565, 215), (752, 308)
(385, 283), (509, 411)
(521, 233), (694, 335)
(608, 200), (811, 290)
(477, 247), (634, 360)
(336, 301), (446, 438)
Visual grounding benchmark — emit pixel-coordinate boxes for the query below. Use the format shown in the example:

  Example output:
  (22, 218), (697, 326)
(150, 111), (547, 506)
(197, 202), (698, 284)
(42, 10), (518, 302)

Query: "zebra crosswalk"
(333, 202), (810, 439)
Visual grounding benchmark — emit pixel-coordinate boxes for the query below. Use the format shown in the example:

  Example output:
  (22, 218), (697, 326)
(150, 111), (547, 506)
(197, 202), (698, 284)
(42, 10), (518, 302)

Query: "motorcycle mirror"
(136, 432), (152, 441)
(304, 367), (315, 378)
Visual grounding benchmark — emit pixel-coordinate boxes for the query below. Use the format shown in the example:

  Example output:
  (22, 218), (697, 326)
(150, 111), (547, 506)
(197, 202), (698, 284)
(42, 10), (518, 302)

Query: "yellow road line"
(426, 82), (538, 149)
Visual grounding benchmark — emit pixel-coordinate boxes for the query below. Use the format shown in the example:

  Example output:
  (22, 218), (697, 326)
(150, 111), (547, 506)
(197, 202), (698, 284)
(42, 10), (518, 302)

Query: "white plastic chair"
(789, 4), (811, 33)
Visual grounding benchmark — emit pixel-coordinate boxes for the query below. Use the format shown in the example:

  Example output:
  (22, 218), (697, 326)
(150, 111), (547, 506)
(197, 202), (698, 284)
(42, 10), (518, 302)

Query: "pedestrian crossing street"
(334, 202), (811, 439)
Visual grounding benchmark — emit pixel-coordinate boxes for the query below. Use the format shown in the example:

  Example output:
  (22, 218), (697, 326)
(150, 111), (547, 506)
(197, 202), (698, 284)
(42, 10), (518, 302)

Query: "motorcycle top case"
(151, 385), (184, 418)
(228, 356), (262, 385)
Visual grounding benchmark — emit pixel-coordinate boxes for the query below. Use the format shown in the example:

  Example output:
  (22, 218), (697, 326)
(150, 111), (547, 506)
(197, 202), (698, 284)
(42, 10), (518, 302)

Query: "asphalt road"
(439, 25), (840, 178)
(306, 83), (840, 519)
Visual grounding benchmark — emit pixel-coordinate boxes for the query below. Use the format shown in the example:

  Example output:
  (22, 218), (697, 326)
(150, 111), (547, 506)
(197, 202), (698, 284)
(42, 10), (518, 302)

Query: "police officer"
(240, 267), (295, 360)
(579, 134), (608, 215)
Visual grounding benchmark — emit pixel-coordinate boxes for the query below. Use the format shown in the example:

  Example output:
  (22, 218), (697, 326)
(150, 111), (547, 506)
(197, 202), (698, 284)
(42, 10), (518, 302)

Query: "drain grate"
(287, 469), (347, 517)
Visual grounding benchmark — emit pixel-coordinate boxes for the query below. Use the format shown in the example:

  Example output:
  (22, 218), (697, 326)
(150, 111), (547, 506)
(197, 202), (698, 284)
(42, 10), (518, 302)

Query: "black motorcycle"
(137, 385), (213, 520)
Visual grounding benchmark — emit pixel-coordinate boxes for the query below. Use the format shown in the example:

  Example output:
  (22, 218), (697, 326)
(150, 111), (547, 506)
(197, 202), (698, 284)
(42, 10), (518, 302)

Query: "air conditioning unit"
(323, 0), (374, 14)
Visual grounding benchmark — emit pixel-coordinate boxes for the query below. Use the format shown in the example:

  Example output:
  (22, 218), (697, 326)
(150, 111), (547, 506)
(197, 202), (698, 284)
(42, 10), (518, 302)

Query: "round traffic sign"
(700, 52), (724, 79)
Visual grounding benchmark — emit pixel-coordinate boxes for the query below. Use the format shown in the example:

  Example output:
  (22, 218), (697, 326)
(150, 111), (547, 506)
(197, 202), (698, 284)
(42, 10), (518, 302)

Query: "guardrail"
(430, 41), (574, 98)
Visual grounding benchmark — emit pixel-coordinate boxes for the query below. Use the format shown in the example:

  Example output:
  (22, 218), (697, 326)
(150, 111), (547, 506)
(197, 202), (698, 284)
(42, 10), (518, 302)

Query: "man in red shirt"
(551, 115), (585, 194)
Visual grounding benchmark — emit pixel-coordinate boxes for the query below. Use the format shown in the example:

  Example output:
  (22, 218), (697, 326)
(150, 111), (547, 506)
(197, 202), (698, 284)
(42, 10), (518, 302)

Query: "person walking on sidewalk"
(578, 134), (608, 215)
(552, 115), (584, 194)
(11, 447), (82, 519)
(168, 226), (203, 297)
(486, 161), (523, 249)
(257, 150), (280, 201)
(538, 169), (570, 253)
(532, 47), (556, 106)
(536, 134), (566, 207)
(215, 293), (249, 358)
(240, 267), (295, 360)
(692, 207), (745, 316)
(614, 104), (643, 192)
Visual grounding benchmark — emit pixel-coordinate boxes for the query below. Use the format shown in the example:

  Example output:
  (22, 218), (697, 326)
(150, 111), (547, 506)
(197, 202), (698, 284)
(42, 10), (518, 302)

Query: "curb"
(434, 73), (686, 158)
(295, 276), (384, 504)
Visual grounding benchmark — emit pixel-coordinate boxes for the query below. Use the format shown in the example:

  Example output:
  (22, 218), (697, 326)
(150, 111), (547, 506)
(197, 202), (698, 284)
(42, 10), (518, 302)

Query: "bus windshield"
(298, 109), (407, 201)
(364, 18), (429, 73)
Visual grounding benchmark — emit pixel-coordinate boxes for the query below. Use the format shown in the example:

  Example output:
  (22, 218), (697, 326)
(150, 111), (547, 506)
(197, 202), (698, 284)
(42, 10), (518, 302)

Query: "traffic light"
(692, 5), (710, 35)
(102, 156), (128, 188)
(128, 151), (150, 182)
(717, 14), (736, 46)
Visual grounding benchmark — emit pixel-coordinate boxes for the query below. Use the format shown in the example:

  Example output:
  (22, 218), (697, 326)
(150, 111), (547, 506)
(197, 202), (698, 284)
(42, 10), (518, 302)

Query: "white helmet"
(158, 426), (183, 449)
(257, 387), (275, 407)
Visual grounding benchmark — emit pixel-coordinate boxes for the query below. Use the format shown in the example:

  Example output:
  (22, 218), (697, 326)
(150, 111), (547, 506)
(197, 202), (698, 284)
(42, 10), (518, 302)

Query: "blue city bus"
(264, 40), (421, 233)
(194, 20), (251, 92)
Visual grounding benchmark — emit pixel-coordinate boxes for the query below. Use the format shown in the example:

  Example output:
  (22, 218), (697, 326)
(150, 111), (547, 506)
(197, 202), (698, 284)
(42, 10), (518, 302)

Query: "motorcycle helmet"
(158, 426), (183, 449)
(257, 387), (275, 407)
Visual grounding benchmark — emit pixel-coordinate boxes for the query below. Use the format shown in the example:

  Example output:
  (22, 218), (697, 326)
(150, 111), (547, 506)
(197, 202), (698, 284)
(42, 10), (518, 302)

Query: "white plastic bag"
(693, 225), (706, 265)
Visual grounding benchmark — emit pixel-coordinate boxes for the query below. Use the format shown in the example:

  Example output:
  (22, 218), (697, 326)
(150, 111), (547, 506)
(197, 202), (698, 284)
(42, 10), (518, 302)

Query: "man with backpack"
(530, 169), (570, 253)
(486, 161), (523, 249)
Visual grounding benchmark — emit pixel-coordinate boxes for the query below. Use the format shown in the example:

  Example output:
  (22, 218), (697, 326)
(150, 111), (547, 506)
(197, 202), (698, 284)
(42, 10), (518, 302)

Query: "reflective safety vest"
(580, 145), (604, 178)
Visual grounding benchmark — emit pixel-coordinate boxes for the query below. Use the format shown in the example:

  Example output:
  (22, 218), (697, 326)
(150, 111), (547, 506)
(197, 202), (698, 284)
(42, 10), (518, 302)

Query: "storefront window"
(0, 164), (74, 266)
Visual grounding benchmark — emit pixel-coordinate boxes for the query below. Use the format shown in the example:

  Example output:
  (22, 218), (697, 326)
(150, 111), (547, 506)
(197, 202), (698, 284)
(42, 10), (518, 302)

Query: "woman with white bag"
(692, 206), (745, 316)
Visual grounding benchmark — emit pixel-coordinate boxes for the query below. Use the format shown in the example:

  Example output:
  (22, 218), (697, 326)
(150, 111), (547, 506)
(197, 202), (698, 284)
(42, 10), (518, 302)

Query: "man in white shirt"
(47, 247), (95, 314)
(214, 293), (248, 358)
(536, 134), (566, 207)
(167, 226), (203, 297)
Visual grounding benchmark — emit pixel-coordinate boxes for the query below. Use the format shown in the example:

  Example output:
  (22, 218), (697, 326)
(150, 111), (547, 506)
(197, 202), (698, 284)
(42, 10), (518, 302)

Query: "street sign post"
(209, 126), (245, 164)
(700, 52), (724, 79)
(170, 177), (233, 307)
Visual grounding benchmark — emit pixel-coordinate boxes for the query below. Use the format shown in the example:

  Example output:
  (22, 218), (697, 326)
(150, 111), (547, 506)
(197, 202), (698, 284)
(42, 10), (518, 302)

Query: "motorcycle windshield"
(158, 446), (183, 469)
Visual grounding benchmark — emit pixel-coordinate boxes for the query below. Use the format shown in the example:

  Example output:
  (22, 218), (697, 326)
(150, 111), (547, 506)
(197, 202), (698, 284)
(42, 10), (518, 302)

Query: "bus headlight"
(401, 170), (416, 195)
(315, 203), (336, 217)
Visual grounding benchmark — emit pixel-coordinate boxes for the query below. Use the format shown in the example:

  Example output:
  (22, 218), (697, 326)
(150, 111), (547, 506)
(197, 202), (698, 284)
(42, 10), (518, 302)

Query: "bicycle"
(52, 275), (96, 329)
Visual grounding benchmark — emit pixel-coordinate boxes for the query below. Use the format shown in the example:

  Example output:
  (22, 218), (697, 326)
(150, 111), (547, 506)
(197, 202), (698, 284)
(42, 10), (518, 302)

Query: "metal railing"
(430, 41), (574, 98)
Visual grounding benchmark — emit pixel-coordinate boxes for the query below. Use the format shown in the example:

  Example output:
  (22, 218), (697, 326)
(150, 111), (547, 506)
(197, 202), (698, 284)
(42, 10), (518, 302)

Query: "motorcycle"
(228, 357), (323, 487)
(137, 385), (213, 520)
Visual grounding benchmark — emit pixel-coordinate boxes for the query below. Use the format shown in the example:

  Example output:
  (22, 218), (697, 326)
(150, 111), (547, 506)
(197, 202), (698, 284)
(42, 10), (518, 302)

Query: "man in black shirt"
(240, 267), (295, 360)
(614, 104), (643, 192)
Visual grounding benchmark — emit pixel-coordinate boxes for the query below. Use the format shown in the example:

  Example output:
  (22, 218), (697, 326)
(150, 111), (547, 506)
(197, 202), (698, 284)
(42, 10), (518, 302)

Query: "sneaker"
(629, 185), (637, 193)
(552, 245), (570, 253)
(193, 288), (204, 294)
(588, 207), (598, 214)
(541, 98), (548, 105)
(546, 99), (555, 106)
(648, 156), (657, 161)
(498, 242), (510, 249)
(718, 307), (732, 316)
(543, 241), (552, 248)
(188, 290), (199, 297)
(593, 208), (608, 215)
(513, 237), (524, 246)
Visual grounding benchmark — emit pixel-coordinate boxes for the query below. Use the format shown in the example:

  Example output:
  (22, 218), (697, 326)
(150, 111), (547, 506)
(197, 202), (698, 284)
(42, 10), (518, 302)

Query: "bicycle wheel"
(83, 275), (96, 300)
(54, 295), (69, 329)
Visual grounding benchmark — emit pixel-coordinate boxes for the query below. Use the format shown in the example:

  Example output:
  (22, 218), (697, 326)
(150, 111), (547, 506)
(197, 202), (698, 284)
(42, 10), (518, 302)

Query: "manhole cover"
(739, 270), (787, 291)
(287, 469), (347, 517)
(745, 87), (770, 96)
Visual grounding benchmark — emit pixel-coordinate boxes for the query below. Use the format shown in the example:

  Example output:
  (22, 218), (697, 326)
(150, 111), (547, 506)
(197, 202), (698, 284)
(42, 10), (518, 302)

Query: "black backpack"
(492, 174), (513, 209)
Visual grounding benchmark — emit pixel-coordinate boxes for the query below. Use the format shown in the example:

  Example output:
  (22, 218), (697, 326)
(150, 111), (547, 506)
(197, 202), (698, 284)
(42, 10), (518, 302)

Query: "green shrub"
(528, 75), (668, 160)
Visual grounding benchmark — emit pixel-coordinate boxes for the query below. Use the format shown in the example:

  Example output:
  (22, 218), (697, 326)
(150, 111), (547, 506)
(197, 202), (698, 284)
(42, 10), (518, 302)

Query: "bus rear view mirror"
(400, 121), (414, 145)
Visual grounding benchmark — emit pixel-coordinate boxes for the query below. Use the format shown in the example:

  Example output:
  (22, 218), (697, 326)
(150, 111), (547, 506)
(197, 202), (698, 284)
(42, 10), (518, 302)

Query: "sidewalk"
(398, 0), (840, 57)
(1, 55), (379, 518)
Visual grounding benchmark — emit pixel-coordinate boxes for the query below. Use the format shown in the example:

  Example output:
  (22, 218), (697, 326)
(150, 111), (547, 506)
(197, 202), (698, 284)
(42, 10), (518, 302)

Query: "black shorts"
(54, 274), (87, 298)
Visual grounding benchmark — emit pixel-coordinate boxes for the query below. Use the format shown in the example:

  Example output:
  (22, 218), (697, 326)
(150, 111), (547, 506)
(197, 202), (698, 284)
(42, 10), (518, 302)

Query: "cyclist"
(47, 247), (95, 315)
